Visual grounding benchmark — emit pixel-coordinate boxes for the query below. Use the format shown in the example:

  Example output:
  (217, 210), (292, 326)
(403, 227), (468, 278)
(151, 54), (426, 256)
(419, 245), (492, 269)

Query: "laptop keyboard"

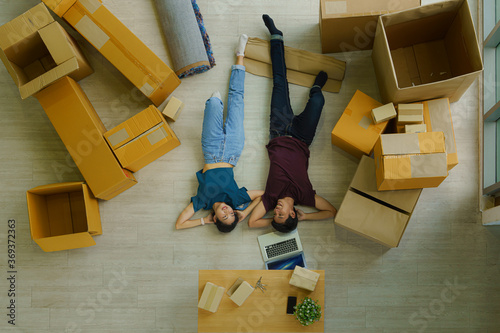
(265, 238), (298, 259)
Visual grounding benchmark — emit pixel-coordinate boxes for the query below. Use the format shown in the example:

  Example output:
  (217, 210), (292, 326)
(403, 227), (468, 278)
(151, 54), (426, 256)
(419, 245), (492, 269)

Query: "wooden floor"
(0, 0), (499, 332)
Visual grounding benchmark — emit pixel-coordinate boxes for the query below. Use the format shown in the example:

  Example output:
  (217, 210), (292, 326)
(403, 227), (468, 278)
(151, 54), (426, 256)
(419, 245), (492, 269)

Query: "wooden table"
(198, 270), (325, 333)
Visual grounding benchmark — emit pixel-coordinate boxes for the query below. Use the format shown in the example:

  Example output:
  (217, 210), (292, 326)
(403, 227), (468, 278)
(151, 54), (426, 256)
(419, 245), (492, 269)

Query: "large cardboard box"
(26, 182), (102, 252)
(35, 77), (137, 200)
(42, 0), (181, 106)
(104, 105), (181, 172)
(374, 132), (448, 190)
(372, 0), (483, 104)
(0, 3), (93, 99)
(319, 0), (420, 53)
(335, 156), (421, 247)
(331, 90), (387, 159)
(416, 98), (458, 170)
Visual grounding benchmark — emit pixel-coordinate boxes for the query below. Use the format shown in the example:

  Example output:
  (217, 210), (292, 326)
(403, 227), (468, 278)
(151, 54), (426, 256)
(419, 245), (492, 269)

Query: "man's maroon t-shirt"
(261, 136), (316, 212)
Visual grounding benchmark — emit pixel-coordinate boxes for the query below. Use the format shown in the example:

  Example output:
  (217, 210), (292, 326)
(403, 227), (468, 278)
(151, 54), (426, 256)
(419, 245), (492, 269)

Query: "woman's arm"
(248, 201), (273, 228)
(238, 195), (262, 221)
(175, 203), (214, 230)
(296, 195), (337, 222)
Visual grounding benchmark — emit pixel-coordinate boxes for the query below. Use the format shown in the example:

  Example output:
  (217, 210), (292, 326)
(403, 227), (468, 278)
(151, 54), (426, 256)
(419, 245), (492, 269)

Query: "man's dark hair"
(214, 212), (240, 233)
(271, 208), (298, 233)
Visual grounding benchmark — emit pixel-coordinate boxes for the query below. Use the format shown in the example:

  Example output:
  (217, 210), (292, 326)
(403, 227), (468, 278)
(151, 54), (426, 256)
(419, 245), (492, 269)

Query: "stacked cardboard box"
(26, 182), (102, 252)
(42, 0), (181, 106)
(374, 132), (448, 191)
(0, 3), (93, 99)
(331, 90), (387, 159)
(104, 105), (181, 172)
(36, 77), (137, 200)
(335, 156), (421, 247)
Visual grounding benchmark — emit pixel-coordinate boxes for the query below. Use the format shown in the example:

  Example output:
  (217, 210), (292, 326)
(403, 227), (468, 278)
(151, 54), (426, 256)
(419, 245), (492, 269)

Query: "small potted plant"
(293, 297), (322, 326)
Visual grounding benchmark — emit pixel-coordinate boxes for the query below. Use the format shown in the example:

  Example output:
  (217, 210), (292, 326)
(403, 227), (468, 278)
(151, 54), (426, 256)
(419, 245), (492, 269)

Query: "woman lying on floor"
(176, 34), (263, 232)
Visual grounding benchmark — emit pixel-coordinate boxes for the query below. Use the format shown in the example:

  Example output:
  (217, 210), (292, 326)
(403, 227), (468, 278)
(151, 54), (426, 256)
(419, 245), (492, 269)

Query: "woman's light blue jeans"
(201, 65), (245, 166)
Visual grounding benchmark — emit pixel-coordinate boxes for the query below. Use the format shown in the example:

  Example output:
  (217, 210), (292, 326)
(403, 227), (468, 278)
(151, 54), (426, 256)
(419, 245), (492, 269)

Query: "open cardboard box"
(0, 3), (93, 99)
(42, 0), (180, 106)
(372, 0), (483, 103)
(320, 0), (420, 53)
(27, 182), (102, 252)
(335, 156), (422, 247)
(104, 105), (181, 172)
(35, 76), (137, 200)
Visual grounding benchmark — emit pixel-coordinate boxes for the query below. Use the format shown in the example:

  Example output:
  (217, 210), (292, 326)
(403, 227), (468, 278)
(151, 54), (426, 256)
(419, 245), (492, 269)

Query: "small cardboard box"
(372, 0), (483, 104)
(198, 282), (225, 313)
(335, 156), (421, 247)
(319, 0), (421, 53)
(43, 0), (181, 106)
(416, 98), (458, 170)
(405, 123), (427, 133)
(0, 3), (93, 99)
(227, 278), (254, 307)
(331, 90), (387, 159)
(162, 97), (184, 122)
(289, 266), (320, 291)
(35, 77), (137, 200)
(104, 105), (181, 172)
(397, 104), (424, 124)
(26, 182), (102, 252)
(372, 103), (396, 124)
(374, 132), (448, 190)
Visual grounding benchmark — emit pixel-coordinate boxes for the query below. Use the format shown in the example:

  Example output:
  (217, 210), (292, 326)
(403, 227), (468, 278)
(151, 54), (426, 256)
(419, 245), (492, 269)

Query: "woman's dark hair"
(271, 208), (298, 233)
(214, 212), (240, 233)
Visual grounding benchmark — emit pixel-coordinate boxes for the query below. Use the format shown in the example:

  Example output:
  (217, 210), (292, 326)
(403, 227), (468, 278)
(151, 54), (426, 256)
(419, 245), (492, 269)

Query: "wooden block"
(371, 103), (396, 124)
(198, 282), (225, 313)
(289, 266), (320, 292)
(162, 97), (184, 122)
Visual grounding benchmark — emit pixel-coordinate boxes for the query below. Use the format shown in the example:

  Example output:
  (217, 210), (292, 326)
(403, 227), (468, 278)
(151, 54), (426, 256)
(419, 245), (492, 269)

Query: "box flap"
(42, 0), (78, 17)
(39, 22), (76, 65)
(321, 0), (421, 17)
(34, 232), (95, 252)
(28, 181), (85, 195)
(0, 3), (54, 49)
(81, 183), (102, 235)
(350, 156), (421, 212)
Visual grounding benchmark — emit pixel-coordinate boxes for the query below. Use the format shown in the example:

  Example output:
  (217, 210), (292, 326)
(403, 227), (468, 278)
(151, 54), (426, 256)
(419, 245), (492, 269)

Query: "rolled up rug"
(154, 0), (215, 78)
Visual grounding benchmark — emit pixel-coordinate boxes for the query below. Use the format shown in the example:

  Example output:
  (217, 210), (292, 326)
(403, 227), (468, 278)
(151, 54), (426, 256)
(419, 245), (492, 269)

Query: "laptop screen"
(266, 253), (306, 270)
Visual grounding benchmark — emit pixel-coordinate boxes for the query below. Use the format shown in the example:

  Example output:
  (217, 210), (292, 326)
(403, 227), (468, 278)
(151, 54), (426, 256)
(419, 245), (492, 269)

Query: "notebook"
(257, 229), (307, 270)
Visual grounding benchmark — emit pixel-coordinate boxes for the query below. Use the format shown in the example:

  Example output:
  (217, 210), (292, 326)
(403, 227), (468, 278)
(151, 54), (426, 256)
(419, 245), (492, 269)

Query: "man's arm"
(175, 203), (213, 230)
(296, 194), (337, 222)
(248, 201), (273, 228)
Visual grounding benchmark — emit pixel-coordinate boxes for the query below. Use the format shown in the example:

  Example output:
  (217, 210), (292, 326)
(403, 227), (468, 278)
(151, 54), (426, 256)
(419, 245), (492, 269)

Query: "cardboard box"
(335, 156), (421, 247)
(372, 103), (396, 124)
(397, 104), (424, 124)
(162, 97), (184, 122)
(198, 282), (225, 313)
(42, 0), (181, 106)
(35, 77), (137, 200)
(104, 105), (181, 172)
(372, 0), (483, 104)
(416, 98), (458, 170)
(319, 0), (420, 53)
(331, 90), (387, 159)
(227, 278), (254, 307)
(0, 3), (93, 99)
(26, 182), (102, 252)
(405, 123), (427, 133)
(374, 132), (448, 190)
(289, 266), (320, 291)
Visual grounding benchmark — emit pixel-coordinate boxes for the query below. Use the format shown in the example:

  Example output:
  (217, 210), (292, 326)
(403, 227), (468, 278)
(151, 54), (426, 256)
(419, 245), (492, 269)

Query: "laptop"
(257, 229), (307, 270)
